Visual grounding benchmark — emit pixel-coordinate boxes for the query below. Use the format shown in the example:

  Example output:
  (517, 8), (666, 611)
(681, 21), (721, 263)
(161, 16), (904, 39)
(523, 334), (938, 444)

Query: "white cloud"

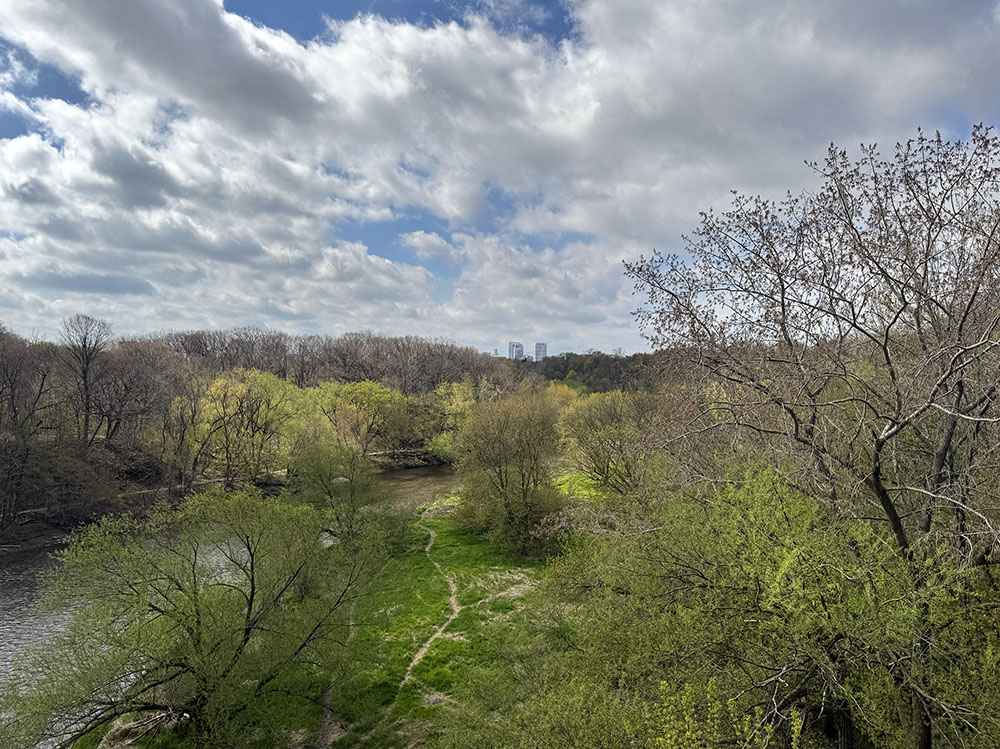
(0, 0), (998, 351)
(0, 46), (37, 90)
(400, 231), (464, 265)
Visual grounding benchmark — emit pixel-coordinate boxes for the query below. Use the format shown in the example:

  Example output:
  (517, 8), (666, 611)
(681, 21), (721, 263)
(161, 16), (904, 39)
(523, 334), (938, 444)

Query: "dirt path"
(400, 522), (461, 687)
(351, 516), (460, 747)
(346, 510), (537, 749)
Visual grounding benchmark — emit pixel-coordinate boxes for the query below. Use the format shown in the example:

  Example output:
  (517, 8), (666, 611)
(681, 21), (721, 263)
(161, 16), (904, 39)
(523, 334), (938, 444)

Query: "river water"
(379, 464), (460, 513)
(0, 466), (460, 681)
(0, 536), (67, 677)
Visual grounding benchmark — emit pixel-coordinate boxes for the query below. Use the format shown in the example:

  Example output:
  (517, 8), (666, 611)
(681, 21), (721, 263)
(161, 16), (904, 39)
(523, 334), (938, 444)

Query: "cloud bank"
(0, 0), (998, 352)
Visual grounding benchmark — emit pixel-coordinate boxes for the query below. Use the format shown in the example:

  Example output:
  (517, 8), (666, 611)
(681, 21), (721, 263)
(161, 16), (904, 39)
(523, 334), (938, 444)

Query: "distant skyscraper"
(508, 341), (524, 360)
(535, 342), (547, 361)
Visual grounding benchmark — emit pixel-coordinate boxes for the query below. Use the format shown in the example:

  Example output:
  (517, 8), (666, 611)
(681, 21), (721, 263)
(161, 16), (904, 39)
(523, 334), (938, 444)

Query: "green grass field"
(325, 498), (541, 748)
(553, 470), (605, 501)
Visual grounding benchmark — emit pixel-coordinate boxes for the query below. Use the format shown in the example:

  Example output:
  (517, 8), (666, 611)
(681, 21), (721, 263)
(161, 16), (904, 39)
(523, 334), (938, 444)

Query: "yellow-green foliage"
(553, 470), (605, 500)
(561, 389), (659, 494)
(638, 681), (788, 749)
(426, 378), (477, 460)
(288, 442), (392, 542)
(151, 370), (458, 490)
(453, 388), (565, 552)
(443, 463), (1000, 747)
(200, 369), (299, 484)
(311, 379), (407, 456)
(1, 489), (381, 749)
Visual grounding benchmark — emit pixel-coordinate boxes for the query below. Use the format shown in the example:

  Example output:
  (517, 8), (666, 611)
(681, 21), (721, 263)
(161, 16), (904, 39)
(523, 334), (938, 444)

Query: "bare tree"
(288, 334), (328, 387)
(0, 326), (57, 531)
(59, 315), (113, 445)
(159, 327), (501, 394)
(161, 329), (212, 360)
(95, 339), (181, 448)
(628, 126), (1000, 747)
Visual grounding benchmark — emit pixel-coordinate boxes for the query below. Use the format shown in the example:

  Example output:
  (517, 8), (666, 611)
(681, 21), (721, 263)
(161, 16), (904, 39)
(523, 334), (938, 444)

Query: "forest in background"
(0, 321), (652, 539)
(4, 128), (1000, 748)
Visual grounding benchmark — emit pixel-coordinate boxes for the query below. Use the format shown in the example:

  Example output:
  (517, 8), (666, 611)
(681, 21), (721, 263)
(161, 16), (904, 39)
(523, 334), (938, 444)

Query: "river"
(0, 466), (460, 681)
(0, 535), (67, 677)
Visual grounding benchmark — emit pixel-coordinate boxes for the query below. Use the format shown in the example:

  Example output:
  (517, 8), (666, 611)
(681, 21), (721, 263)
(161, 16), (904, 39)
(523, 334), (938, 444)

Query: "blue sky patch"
(224, 0), (574, 44)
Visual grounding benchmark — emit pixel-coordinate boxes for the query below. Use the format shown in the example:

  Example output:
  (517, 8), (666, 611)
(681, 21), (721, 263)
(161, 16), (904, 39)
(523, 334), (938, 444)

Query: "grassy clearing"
(326, 499), (541, 748)
(554, 470), (605, 501)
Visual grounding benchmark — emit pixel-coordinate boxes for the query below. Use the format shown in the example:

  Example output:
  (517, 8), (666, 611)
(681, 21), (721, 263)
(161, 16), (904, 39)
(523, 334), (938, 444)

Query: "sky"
(0, 1), (998, 354)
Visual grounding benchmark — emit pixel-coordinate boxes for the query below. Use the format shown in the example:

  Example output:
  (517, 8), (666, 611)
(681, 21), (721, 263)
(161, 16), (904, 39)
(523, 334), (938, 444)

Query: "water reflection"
(379, 464), (461, 512)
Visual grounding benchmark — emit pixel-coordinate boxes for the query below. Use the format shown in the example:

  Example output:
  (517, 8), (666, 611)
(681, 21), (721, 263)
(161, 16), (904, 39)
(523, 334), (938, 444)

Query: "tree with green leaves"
(627, 126), (1000, 747)
(153, 366), (217, 495)
(201, 369), (299, 487)
(312, 380), (407, 457)
(454, 389), (564, 552)
(425, 377), (477, 460)
(290, 442), (392, 543)
(562, 389), (661, 495)
(443, 464), (1000, 748)
(0, 489), (383, 748)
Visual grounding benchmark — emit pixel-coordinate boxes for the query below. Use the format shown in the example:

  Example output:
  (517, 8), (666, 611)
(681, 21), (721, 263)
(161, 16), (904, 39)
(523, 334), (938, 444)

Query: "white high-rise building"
(508, 341), (524, 360)
(534, 342), (547, 361)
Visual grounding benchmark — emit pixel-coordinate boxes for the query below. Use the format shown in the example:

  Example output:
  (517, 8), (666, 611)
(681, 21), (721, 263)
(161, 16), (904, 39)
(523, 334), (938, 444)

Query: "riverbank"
(369, 448), (449, 471)
(0, 520), (66, 555)
(0, 451), (452, 552)
(0, 465), (462, 693)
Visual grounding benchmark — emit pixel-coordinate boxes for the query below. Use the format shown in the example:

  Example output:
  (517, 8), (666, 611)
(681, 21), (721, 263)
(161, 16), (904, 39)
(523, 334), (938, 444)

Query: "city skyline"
(507, 340), (548, 361)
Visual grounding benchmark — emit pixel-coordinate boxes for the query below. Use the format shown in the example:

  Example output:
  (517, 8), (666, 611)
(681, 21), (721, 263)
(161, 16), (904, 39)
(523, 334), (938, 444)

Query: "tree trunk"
(823, 703), (856, 749)
(82, 379), (91, 443)
(910, 693), (932, 749)
(835, 708), (855, 749)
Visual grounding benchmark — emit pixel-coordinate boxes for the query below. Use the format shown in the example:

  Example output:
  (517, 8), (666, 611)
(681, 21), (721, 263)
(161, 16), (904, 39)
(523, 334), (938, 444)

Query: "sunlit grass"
(69, 490), (540, 749)
(329, 501), (540, 748)
(554, 470), (605, 500)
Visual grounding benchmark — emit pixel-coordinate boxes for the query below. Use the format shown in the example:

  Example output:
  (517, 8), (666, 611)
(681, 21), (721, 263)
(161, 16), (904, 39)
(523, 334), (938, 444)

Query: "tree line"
(0, 322), (531, 537)
(520, 349), (658, 392)
(0, 318), (657, 539)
